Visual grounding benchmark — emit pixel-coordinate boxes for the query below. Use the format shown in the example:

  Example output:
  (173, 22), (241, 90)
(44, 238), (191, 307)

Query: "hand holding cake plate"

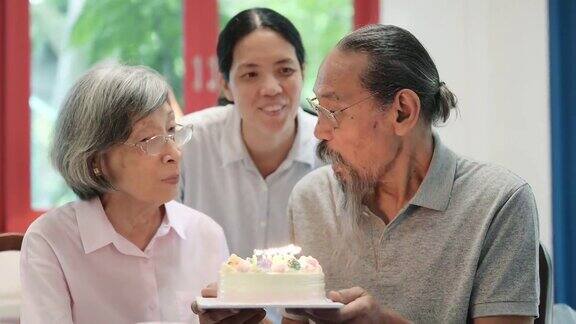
(191, 283), (266, 324)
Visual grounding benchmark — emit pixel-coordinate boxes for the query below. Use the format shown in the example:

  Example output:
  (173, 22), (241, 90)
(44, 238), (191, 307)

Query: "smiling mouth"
(259, 104), (286, 114)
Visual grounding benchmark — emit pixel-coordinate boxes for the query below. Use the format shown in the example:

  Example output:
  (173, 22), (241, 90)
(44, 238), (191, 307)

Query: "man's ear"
(392, 89), (421, 136)
(219, 74), (234, 102)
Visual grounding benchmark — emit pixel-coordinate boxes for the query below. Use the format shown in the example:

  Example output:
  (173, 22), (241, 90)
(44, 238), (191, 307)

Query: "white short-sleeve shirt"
(20, 198), (229, 324)
(179, 105), (320, 257)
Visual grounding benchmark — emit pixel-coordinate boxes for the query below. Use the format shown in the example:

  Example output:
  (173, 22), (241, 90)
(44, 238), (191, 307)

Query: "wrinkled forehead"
(313, 49), (369, 100)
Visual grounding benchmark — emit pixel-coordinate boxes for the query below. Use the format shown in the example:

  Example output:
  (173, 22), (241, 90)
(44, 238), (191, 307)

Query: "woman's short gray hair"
(51, 63), (170, 200)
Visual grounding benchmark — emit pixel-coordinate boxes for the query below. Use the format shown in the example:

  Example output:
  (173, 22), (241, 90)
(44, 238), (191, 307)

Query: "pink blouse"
(20, 198), (228, 324)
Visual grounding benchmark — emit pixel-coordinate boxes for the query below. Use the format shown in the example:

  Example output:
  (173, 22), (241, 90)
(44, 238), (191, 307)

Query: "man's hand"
(192, 283), (266, 324)
(287, 286), (410, 324)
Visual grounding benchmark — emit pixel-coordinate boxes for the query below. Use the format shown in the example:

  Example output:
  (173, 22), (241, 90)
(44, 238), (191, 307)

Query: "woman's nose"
(162, 139), (182, 164)
(260, 75), (282, 96)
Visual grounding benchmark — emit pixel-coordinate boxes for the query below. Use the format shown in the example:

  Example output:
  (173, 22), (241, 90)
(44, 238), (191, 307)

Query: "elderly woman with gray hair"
(18, 64), (264, 324)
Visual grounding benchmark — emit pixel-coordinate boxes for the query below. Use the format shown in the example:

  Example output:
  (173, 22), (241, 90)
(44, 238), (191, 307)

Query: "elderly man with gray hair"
(19, 64), (265, 324)
(284, 25), (539, 324)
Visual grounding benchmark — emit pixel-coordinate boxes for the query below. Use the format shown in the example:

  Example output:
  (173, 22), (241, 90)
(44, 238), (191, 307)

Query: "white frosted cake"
(218, 245), (325, 302)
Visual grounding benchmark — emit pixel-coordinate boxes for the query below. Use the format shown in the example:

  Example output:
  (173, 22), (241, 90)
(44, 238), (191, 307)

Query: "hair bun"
(435, 81), (458, 124)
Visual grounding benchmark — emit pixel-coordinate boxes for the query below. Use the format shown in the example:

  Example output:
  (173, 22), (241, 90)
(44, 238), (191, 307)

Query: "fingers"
(201, 309), (240, 323)
(304, 309), (342, 323)
(191, 301), (203, 315)
(308, 287), (371, 323)
(219, 309), (266, 324)
(198, 308), (266, 324)
(327, 286), (366, 304)
(202, 286), (218, 298)
(285, 308), (307, 316)
(245, 309), (267, 324)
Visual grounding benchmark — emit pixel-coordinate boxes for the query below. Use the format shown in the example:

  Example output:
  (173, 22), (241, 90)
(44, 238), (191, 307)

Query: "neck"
(241, 118), (297, 178)
(101, 193), (163, 251)
(373, 128), (434, 223)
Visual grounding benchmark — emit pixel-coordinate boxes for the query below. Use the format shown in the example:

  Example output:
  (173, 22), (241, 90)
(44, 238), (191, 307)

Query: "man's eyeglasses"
(124, 124), (193, 156)
(306, 95), (374, 128)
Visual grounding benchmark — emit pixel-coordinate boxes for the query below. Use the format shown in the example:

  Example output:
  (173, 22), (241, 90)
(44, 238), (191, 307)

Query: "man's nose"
(314, 116), (335, 141)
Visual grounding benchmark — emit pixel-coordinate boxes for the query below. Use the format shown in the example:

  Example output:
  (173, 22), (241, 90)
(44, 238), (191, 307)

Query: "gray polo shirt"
(287, 134), (539, 323)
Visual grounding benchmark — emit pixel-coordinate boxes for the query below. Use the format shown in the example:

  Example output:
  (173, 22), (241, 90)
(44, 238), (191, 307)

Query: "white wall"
(381, 0), (552, 250)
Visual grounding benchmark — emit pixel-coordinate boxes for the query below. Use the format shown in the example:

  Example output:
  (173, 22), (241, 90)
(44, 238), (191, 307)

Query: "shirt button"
(260, 221), (266, 228)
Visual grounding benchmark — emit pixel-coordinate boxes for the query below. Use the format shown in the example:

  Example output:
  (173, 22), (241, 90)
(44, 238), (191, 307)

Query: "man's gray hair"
(337, 24), (458, 125)
(51, 63), (170, 200)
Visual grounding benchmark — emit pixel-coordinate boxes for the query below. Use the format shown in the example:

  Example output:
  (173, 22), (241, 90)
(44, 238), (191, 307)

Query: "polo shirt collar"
(409, 132), (457, 211)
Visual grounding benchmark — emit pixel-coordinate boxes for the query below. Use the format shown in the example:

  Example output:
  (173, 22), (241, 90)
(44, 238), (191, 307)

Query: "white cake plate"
(196, 297), (344, 309)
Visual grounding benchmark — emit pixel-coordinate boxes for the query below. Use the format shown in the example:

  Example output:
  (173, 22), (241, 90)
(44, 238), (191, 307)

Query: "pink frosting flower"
(271, 263), (288, 273)
(301, 256), (321, 272)
(236, 259), (252, 272)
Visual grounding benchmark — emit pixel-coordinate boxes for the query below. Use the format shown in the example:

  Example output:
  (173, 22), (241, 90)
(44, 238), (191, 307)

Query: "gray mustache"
(316, 140), (345, 165)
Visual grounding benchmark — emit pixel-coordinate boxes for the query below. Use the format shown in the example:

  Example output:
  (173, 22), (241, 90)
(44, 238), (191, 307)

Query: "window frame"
(0, 0), (379, 232)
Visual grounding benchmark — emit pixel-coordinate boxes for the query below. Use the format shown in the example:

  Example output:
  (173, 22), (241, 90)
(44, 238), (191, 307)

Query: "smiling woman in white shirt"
(179, 8), (321, 259)
(19, 64), (264, 324)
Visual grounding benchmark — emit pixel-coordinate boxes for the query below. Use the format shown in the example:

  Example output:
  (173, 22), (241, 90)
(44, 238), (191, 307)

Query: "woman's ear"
(91, 154), (103, 178)
(219, 74), (234, 102)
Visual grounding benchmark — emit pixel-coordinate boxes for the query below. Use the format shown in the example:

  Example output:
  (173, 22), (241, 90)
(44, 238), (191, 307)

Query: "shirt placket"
(259, 177), (270, 248)
(361, 207), (388, 271)
(142, 236), (161, 319)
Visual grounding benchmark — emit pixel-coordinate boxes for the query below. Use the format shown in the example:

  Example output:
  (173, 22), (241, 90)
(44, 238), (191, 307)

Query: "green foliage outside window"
(30, 0), (351, 209)
(71, 0), (184, 102)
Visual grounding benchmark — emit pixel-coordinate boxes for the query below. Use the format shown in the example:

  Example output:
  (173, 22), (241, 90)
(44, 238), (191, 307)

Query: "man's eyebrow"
(317, 92), (340, 100)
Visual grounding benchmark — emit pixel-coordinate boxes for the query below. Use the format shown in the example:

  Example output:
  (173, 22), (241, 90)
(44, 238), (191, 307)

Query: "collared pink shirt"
(20, 198), (229, 324)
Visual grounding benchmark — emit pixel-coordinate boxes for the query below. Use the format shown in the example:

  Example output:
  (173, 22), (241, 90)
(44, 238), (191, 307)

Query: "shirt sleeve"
(217, 224), (230, 262)
(20, 231), (74, 324)
(282, 308), (309, 322)
(470, 183), (540, 318)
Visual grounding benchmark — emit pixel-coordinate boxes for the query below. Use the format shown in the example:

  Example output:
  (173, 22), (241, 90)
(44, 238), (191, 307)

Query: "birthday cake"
(218, 245), (325, 303)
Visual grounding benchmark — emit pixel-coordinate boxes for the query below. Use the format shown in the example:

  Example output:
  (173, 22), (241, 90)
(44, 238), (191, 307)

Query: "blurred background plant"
(29, 0), (351, 209)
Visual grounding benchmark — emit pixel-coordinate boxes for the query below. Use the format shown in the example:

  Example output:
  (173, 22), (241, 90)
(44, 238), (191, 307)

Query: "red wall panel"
(0, 0), (379, 232)
(355, 0), (381, 28)
(2, 0), (38, 232)
(183, 0), (220, 113)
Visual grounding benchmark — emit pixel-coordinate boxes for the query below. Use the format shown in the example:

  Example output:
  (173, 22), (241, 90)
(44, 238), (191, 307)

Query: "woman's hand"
(192, 283), (267, 324)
